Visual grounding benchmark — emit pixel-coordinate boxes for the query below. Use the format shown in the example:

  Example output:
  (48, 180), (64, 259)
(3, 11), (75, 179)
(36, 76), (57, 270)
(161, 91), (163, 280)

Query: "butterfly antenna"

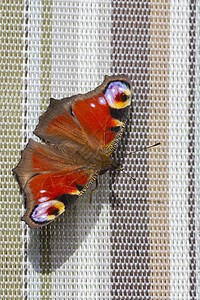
(120, 168), (136, 182)
(118, 142), (160, 182)
(133, 142), (160, 154)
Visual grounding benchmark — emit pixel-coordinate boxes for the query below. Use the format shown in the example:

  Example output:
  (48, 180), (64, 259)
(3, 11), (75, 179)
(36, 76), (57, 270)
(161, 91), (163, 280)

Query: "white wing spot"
(99, 97), (106, 105)
(38, 197), (50, 203)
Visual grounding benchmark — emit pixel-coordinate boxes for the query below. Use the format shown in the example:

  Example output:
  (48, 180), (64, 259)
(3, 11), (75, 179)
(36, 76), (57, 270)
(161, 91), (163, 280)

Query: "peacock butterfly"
(13, 75), (132, 228)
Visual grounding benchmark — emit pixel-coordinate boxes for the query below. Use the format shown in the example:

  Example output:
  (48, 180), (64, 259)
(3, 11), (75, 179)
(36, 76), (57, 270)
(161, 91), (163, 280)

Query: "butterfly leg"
(90, 178), (98, 203)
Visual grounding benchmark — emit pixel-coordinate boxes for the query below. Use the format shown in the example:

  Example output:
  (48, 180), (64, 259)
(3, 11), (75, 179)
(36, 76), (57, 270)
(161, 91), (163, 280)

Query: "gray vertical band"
(110, 1), (151, 298)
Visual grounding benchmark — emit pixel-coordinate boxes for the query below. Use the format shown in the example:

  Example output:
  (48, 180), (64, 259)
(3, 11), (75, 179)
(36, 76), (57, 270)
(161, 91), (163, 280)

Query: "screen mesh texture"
(0, 0), (199, 299)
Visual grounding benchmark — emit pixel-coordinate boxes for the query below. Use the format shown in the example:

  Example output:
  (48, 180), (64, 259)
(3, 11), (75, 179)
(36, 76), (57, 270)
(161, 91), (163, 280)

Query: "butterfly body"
(13, 75), (132, 228)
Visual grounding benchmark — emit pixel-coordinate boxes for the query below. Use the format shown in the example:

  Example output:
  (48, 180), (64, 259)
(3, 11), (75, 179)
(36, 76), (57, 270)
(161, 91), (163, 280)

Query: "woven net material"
(1, 0), (199, 299)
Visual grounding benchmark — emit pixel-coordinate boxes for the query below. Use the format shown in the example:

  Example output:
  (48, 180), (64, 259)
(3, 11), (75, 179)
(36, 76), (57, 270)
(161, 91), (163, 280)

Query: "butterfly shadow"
(28, 178), (107, 274)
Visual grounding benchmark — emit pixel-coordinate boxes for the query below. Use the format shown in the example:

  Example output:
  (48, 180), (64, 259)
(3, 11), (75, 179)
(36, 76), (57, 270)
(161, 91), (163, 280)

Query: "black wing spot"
(122, 93), (129, 102)
(75, 184), (84, 192)
(57, 193), (78, 207)
(109, 126), (121, 133)
(109, 106), (129, 122)
(50, 207), (60, 216)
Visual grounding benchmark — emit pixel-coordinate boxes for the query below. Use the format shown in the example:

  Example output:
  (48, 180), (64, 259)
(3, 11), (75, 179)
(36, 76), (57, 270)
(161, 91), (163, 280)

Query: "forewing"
(34, 75), (132, 153)
(13, 139), (98, 228)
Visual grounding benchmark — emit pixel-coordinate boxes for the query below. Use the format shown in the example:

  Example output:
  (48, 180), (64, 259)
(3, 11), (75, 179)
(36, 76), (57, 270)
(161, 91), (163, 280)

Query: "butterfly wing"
(34, 75), (132, 154)
(13, 139), (98, 228)
(14, 75), (132, 228)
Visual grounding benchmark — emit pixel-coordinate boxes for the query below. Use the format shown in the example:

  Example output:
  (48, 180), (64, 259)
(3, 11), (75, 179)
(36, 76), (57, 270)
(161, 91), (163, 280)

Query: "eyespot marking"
(30, 200), (65, 224)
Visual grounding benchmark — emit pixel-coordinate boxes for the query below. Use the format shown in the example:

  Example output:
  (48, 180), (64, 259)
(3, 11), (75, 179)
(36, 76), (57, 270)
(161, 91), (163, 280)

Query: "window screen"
(1, 0), (199, 299)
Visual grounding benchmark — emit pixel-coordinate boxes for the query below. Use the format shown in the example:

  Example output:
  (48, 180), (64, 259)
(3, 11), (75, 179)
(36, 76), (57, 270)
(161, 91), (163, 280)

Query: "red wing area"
(72, 76), (132, 152)
(72, 93), (119, 149)
(28, 168), (90, 204)
(13, 139), (97, 228)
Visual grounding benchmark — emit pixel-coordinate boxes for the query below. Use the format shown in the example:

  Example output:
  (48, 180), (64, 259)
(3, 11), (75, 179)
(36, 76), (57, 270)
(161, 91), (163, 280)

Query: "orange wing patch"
(73, 93), (121, 148)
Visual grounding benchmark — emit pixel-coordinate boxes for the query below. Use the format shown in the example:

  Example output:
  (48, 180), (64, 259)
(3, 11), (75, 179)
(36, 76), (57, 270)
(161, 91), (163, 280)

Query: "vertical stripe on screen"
(110, 1), (151, 298)
(39, 1), (53, 297)
(188, 0), (197, 298)
(0, 1), (24, 299)
(149, 0), (170, 299)
(169, 0), (190, 298)
(25, 1), (43, 298)
(194, 1), (200, 296)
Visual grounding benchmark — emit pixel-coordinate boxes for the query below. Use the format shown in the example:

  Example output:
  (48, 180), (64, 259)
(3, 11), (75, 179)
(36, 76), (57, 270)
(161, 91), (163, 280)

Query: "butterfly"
(13, 75), (132, 228)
